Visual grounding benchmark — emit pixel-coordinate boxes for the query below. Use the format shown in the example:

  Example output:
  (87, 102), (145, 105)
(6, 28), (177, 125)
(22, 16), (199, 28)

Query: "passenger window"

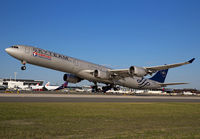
(11, 46), (19, 49)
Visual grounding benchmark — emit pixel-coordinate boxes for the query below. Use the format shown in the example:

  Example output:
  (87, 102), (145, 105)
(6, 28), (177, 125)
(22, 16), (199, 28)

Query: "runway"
(0, 93), (200, 102)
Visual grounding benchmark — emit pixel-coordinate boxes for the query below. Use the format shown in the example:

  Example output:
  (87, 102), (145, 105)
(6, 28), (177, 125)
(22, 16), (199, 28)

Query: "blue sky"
(0, 0), (200, 89)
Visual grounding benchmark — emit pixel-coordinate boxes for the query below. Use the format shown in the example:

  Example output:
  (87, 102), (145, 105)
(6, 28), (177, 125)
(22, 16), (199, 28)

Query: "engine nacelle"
(129, 66), (147, 77)
(63, 74), (82, 83)
(94, 70), (110, 79)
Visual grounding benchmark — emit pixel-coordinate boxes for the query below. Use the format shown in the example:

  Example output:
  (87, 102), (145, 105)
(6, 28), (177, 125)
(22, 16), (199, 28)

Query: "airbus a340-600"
(5, 45), (195, 92)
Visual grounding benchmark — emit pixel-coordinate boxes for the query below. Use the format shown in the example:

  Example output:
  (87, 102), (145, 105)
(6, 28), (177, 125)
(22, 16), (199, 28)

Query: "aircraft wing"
(159, 83), (188, 87)
(108, 58), (195, 78)
(108, 69), (130, 78)
(145, 58), (195, 73)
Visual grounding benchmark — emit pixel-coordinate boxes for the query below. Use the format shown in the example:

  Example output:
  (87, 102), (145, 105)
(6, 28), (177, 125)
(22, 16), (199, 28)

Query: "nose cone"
(5, 47), (22, 60)
(5, 48), (11, 54)
(5, 47), (16, 56)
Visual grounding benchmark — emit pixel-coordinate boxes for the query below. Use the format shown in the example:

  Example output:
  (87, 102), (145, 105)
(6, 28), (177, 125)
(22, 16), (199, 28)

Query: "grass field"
(0, 103), (200, 139)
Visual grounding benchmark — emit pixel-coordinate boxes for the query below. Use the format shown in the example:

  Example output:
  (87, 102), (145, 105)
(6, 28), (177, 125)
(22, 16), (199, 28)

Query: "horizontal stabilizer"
(159, 82), (188, 87)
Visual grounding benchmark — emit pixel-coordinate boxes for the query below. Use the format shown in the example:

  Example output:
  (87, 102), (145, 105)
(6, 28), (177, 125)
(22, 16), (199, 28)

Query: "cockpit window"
(11, 46), (19, 49)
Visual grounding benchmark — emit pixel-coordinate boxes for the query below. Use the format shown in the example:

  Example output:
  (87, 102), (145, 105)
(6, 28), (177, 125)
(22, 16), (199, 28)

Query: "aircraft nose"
(5, 48), (11, 53)
(5, 48), (14, 55)
(5, 46), (22, 59)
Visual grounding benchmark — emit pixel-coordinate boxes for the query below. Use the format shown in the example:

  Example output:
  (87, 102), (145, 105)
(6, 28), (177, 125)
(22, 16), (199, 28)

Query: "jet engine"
(93, 70), (110, 79)
(63, 74), (82, 83)
(129, 66), (147, 77)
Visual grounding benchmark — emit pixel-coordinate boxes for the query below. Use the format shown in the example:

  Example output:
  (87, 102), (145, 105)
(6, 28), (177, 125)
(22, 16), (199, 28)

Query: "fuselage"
(5, 45), (161, 89)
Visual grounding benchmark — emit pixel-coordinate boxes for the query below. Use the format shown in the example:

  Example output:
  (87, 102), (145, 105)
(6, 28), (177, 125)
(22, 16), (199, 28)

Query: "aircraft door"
(25, 47), (30, 54)
(71, 58), (79, 71)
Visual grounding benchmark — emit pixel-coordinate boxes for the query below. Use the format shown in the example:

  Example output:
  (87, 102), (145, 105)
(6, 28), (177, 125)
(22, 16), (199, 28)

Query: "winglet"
(188, 58), (195, 63)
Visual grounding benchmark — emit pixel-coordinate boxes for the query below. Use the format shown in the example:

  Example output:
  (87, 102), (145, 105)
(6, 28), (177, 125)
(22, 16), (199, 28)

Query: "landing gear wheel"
(114, 87), (119, 91)
(92, 86), (98, 93)
(102, 85), (112, 93)
(92, 82), (98, 93)
(21, 66), (26, 70)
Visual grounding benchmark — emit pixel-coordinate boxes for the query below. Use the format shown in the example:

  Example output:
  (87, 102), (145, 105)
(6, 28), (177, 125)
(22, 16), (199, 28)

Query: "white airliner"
(31, 82), (67, 91)
(31, 83), (44, 91)
(44, 82), (60, 91)
(5, 45), (195, 92)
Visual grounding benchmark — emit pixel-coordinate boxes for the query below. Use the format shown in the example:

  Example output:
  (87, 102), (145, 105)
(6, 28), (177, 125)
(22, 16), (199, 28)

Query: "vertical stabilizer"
(150, 69), (168, 83)
(55, 81), (68, 90)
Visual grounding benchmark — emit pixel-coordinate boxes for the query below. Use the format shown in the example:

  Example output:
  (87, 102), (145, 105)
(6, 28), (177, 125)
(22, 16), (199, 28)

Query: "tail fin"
(150, 69), (168, 83)
(45, 82), (50, 86)
(55, 81), (68, 91)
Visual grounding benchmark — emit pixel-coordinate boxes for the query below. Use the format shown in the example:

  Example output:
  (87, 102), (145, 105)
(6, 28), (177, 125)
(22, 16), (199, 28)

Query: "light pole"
(14, 72), (17, 81)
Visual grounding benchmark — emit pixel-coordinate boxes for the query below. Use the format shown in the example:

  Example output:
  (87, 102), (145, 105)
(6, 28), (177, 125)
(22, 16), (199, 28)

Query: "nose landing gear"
(21, 66), (26, 70)
(21, 60), (26, 70)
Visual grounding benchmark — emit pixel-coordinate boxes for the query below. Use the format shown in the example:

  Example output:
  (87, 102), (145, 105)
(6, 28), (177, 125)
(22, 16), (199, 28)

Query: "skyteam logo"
(137, 78), (151, 88)
(33, 51), (37, 57)
(161, 71), (167, 77)
(33, 51), (51, 60)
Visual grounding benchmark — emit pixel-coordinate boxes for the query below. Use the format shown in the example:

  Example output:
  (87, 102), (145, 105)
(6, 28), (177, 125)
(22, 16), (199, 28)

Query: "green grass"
(0, 103), (200, 139)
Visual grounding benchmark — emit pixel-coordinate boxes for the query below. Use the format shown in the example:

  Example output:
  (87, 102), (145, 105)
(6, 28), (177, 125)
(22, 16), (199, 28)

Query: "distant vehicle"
(182, 91), (195, 96)
(106, 89), (130, 94)
(5, 45), (195, 92)
(134, 90), (145, 94)
(75, 88), (85, 92)
(0, 85), (6, 90)
(82, 86), (92, 92)
(162, 88), (174, 93)
(147, 90), (163, 94)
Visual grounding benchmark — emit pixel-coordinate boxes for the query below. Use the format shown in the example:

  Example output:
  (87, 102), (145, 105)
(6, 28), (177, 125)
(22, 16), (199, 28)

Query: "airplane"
(54, 81), (68, 91)
(31, 82), (68, 91)
(5, 45), (195, 92)
(44, 82), (60, 91)
(44, 82), (68, 91)
(31, 83), (46, 91)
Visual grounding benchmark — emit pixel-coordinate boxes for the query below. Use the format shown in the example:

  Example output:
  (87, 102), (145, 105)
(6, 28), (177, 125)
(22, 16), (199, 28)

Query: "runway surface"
(0, 93), (200, 102)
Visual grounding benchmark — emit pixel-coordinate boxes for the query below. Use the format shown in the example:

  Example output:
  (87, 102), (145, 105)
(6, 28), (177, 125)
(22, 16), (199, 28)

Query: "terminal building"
(0, 78), (44, 88)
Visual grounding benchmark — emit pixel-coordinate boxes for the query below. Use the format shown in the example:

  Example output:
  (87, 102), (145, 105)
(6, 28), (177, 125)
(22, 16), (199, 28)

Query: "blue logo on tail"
(150, 69), (168, 83)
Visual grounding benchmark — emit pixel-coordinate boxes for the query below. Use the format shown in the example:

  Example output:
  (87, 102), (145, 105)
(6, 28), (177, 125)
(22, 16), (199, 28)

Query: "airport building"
(0, 78), (44, 87)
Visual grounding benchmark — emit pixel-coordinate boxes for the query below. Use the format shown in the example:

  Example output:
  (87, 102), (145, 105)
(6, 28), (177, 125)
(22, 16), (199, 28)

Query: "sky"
(0, 0), (200, 89)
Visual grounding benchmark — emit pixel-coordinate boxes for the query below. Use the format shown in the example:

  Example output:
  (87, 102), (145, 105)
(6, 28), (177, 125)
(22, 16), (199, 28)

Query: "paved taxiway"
(0, 93), (200, 102)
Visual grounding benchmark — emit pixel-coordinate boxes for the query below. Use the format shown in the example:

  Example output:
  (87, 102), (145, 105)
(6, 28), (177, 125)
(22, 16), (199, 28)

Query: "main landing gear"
(92, 82), (119, 93)
(91, 82), (99, 92)
(102, 84), (119, 93)
(102, 85), (112, 93)
(21, 60), (26, 70)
